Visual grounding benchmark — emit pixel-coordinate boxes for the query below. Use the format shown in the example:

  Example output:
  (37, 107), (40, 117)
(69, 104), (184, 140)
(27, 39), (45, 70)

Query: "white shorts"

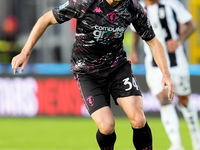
(146, 66), (191, 96)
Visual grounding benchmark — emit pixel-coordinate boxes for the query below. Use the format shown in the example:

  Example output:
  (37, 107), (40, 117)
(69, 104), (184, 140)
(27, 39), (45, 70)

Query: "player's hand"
(161, 74), (175, 101)
(129, 51), (138, 64)
(11, 52), (29, 74)
(166, 39), (181, 53)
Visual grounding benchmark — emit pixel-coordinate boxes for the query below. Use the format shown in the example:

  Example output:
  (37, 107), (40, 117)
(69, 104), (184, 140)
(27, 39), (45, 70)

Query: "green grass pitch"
(0, 117), (193, 150)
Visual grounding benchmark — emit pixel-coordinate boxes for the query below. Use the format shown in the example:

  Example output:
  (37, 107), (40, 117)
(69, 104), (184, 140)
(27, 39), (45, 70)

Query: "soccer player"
(11, 0), (175, 149)
(130, 0), (200, 150)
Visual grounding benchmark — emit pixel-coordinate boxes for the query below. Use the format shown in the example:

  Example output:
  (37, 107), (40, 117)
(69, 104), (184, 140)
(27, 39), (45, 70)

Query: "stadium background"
(0, 0), (200, 150)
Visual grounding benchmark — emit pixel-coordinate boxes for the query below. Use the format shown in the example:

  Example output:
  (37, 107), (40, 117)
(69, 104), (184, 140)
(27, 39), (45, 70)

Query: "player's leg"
(179, 95), (200, 150)
(157, 90), (184, 150)
(173, 71), (200, 150)
(91, 106), (116, 150)
(74, 73), (116, 150)
(108, 61), (152, 149)
(146, 68), (184, 150)
(117, 96), (152, 150)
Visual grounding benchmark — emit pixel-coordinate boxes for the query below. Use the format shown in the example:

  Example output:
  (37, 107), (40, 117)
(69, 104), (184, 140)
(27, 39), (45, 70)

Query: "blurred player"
(11, 0), (175, 149)
(130, 0), (200, 150)
(0, 16), (20, 62)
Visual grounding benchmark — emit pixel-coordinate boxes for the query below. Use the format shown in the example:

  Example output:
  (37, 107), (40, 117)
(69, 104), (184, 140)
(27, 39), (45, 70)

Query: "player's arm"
(129, 32), (140, 64)
(131, 0), (175, 100)
(146, 37), (175, 101)
(11, 10), (58, 74)
(178, 19), (196, 43)
(167, 19), (197, 52)
(167, 0), (197, 52)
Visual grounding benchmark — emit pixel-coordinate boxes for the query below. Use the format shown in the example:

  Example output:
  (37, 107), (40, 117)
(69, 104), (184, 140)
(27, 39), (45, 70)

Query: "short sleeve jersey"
(131, 0), (192, 69)
(53, 0), (155, 74)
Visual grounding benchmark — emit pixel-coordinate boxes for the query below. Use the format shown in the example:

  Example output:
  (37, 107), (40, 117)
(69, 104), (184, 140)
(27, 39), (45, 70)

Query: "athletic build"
(11, 0), (175, 149)
(53, 0), (155, 74)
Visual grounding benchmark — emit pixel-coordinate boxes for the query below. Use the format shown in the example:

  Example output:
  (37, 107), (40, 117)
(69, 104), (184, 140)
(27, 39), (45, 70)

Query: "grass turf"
(0, 117), (193, 150)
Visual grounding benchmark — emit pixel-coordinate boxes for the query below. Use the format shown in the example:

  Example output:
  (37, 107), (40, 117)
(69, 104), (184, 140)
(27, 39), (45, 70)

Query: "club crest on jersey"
(108, 12), (116, 23)
(59, 1), (69, 10)
(86, 96), (95, 107)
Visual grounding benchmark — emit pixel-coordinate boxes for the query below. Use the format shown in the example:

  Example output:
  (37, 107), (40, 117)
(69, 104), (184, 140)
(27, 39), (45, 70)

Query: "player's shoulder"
(159, 0), (185, 9)
(61, 0), (96, 13)
(138, 0), (145, 8)
(79, 0), (95, 5)
(61, 0), (95, 7)
(128, 0), (145, 13)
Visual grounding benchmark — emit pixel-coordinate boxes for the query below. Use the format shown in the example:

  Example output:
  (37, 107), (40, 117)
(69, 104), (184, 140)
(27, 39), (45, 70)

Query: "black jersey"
(53, 0), (155, 74)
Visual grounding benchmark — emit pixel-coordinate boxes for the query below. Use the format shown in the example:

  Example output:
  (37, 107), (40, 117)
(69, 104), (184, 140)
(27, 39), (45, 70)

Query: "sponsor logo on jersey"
(93, 7), (103, 13)
(93, 25), (125, 41)
(108, 12), (116, 23)
(59, 1), (69, 10)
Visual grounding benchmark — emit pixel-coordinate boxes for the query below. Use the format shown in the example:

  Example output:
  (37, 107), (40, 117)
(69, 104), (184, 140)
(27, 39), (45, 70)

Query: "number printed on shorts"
(123, 77), (139, 91)
(132, 77), (139, 90)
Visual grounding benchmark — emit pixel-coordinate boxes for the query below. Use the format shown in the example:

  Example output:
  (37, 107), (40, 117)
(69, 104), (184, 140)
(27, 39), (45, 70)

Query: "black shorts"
(74, 61), (142, 115)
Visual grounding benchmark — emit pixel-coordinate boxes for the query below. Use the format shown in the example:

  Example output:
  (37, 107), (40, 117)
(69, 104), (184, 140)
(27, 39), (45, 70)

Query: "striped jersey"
(137, 0), (192, 70)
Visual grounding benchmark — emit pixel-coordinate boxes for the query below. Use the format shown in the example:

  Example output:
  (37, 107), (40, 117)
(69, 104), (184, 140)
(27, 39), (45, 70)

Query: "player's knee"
(178, 95), (189, 106)
(130, 117), (146, 129)
(159, 96), (171, 105)
(157, 91), (171, 106)
(98, 121), (115, 135)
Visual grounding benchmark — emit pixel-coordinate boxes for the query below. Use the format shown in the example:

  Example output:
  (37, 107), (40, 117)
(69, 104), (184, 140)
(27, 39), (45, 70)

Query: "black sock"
(132, 122), (152, 150)
(96, 129), (116, 150)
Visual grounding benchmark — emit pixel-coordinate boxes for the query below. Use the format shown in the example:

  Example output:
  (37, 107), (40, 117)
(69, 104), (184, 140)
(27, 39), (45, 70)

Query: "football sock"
(160, 104), (182, 146)
(96, 129), (116, 150)
(180, 100), (200, 149)
(132, 122), (152, 150)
